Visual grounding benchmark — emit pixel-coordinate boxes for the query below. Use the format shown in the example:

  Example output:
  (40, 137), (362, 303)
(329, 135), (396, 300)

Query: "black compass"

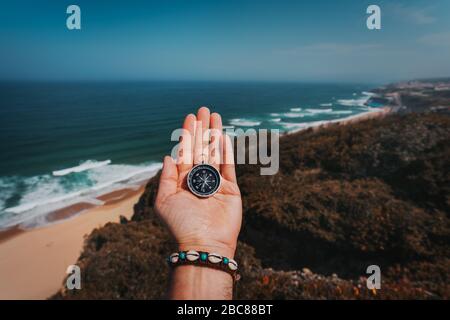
(187, 164), (221, 197)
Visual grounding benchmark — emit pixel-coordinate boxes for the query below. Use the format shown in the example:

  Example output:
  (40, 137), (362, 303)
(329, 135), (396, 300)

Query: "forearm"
(168, 264), (233, 299)
(157, 108), (242, 300)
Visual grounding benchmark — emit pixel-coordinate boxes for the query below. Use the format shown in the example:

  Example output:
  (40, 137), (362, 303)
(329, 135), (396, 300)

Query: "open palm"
(154, 107), (242, 257)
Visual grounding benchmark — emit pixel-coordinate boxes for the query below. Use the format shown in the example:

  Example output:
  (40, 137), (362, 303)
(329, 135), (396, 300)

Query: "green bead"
(200, 253), (208, 261)
(223, 257), (229, 264)
(179, 252), (186, 259)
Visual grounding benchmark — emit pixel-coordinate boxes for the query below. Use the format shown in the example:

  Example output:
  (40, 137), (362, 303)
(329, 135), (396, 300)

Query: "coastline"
(0, 185), (144, 300)
(285, 106), (391, 135)
(0, 105), (392, 300)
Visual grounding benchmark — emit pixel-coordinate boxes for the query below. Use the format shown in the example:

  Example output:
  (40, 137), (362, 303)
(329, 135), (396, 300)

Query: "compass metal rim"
(187, 164), (222, 198)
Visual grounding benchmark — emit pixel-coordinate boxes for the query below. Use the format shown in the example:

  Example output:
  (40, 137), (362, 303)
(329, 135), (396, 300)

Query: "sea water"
(0, 81), (380, 229)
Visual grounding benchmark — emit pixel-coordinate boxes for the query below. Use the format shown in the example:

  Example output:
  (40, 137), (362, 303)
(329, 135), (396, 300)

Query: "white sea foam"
(0, 177), (17, 212)
(270, 113), (281, 117)
(282, 108), (381, 134)
(52, 160), (111, 176)
(305, 108), (333, 114)
(290, 107), (302, 112)
(229, 118), (261, 127)
(337, 91), (375, 108)
(283, 112), (304, 118)
(279, 122), (308, 130)
(270, 118), (282, 122)
(279, 120), (331, 131)
(1, 161), (162, 229)
(336, 98), (368, 107)
(332, 110), (352, 114)
(320, 103), (333, 107)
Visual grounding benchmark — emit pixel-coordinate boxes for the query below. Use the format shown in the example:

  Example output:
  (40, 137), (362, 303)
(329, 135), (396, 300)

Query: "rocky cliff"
(54, 112), (450, 299)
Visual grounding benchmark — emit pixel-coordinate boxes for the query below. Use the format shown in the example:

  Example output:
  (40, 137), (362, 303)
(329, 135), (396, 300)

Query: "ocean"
(0, 81), (379, 229)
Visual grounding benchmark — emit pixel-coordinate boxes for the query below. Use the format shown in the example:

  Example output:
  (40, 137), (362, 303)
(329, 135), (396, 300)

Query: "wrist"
(177, 240), (236, 259)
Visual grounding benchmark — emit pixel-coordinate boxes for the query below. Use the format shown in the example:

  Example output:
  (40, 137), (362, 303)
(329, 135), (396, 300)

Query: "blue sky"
(0, 0), (449, 82)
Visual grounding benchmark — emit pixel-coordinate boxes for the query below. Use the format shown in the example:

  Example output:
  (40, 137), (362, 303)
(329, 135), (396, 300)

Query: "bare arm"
(154, 107), (242, 300)
(168, 246), (234, 299)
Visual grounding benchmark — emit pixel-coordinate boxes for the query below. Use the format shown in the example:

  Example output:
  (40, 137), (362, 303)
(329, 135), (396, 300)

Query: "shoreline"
(0, 183), (147, 241)
(0, 106), (389, 235)
(0, 185), (144, 300)
(0, 105), (392, 300)
(285, 106), (391, 135)
(0, 106), (387, 236)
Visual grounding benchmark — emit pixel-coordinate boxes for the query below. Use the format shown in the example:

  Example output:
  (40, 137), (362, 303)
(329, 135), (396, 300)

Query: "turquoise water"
(0, 81), (377, 228)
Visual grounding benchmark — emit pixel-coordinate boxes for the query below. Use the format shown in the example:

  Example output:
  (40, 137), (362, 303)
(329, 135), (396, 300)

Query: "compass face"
(187, 164), (221, 197)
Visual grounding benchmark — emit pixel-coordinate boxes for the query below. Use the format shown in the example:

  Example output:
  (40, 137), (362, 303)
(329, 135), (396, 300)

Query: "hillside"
(54, 111), (450, 299)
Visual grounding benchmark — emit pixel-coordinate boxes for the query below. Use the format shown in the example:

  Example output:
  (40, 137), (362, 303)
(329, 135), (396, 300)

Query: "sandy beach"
(0, 186), (144, 300)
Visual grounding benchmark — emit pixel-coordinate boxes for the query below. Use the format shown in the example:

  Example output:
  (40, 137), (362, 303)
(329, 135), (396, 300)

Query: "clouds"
(418, 32), (450, 46)
(277, 43), (383, 56)
(389, 3), (436, 25)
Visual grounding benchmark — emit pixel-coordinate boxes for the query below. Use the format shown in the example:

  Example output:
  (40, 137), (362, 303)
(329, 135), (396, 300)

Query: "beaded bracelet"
(167, 250), (240, 281)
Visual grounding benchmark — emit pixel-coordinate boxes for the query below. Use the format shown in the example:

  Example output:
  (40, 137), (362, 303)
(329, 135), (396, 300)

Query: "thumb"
(156, 156), (178, 204)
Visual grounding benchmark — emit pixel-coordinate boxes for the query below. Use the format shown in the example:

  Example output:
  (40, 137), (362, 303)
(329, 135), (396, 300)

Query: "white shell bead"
(228, 259), (238, 271)
(169, 253), (179, 263)
(186, 250), (200, 261)
(208, 253), (222, 264)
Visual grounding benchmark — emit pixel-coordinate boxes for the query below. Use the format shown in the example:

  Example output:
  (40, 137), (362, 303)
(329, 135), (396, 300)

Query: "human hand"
(154, 107), (242, 258)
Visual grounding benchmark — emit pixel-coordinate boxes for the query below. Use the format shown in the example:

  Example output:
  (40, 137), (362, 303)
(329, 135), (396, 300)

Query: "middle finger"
(194, 106), (210, 164)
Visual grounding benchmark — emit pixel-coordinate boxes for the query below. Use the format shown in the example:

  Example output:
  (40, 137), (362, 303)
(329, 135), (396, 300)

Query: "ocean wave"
(320, 103), (333, 107)
(281, 108), (381, 133)
(52, 160), (111, 176)
(336, 92), (374, 107)
(283, 112), (304, 118)
(290, 107), (302, 112)
(280, 120), (328, 131)
(0, 177), (17, 212)
(279, 122), (308, 130)
(270, 118), (282, 122)
(305, 108), (333, 114)
(0, 161), (162, 229)
(336, 98), (368, 107)
(229, 119), (261, 127)
(331, 110), (352, 114)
